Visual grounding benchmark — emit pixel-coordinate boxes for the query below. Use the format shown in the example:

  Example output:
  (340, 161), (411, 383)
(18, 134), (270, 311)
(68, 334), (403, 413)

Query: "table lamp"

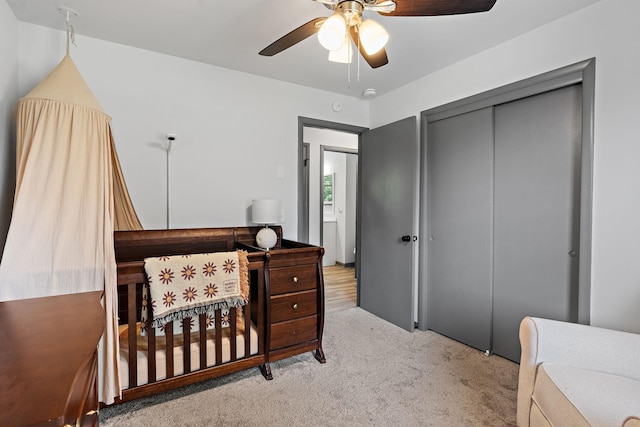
(252, 199), (280, 250)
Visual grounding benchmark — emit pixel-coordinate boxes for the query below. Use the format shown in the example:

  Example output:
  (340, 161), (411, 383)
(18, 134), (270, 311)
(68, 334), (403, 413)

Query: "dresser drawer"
(270, 315), (317, 350)
(269, 264), (317, 295)
(271, 290), (317, 323)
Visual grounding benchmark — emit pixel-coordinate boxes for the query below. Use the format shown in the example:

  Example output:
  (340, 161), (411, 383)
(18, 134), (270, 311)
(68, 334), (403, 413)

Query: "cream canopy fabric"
(0, 55), (142, 404)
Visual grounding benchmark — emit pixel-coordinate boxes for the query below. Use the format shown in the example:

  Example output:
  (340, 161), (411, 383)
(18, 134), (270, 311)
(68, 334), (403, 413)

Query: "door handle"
(401, 235), (411, 242)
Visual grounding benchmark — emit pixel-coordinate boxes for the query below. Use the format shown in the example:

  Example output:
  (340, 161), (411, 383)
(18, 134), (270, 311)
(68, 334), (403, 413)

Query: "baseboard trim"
(335, 262), (355, 268)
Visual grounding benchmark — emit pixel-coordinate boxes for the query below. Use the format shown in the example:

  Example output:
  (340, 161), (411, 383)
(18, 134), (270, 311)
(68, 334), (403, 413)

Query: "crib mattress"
(119, 323), (259, 389)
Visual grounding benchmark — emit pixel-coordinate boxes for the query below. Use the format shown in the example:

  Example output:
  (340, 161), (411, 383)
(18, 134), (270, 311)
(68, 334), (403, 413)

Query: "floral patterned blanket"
(143, 251), (249, 329)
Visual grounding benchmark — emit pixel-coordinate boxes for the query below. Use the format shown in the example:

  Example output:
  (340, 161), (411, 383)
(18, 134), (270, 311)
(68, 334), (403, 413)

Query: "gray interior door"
(300, 143), (310, 243)
(359, 116), (417, 331)
(492, 84), (582, 362)
(427, 107), (494, 352)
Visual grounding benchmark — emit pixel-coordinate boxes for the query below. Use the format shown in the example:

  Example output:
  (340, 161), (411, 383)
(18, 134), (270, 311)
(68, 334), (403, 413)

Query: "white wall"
(371, 0), (640, 333)
(322, 220), (337, 267)
(345, 153), (357, 265)
(17, 22), (369, 241)
(0, 2), (18, 258)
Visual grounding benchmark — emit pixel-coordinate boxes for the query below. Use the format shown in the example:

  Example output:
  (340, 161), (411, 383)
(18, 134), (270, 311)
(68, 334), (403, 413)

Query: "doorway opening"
(322, 147), (358, 313)
(298, 117), (365, 313)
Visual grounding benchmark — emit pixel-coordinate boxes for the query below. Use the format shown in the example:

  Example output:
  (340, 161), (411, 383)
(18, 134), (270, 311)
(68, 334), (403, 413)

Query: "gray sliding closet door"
(427, 107), (494, 352)
(492, 84), (582, 362)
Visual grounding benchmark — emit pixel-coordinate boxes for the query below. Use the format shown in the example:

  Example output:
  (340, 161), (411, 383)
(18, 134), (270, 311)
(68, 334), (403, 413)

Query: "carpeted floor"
(100, 308), (519, 426)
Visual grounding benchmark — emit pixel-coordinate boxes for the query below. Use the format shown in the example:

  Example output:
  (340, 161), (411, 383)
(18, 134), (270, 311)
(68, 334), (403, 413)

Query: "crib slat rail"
(112, 227), (273, 404)
(148, 320), (156, 383)
(182, 319), (190, 374)
(199, 315), (207, 369)
(166, 323), (175, 378)
(214, 311), (222, 365)
(126, 281), (137, 389)
(230, 307), (237, 360)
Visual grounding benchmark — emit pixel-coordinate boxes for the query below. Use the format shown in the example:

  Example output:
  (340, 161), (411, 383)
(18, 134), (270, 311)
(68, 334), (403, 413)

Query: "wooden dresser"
(240, 238), (326, 378)
(0, 291), (104, 427)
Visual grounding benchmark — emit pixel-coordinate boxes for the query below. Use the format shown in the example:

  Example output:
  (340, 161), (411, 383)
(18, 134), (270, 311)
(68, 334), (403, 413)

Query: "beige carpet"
(100, 308), (518, 426)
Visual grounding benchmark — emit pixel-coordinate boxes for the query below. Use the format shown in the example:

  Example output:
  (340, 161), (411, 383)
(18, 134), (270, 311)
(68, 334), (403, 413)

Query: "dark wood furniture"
(0, 291), (104, 427)
(114, 227), (268, 404)
(240, 239), (326, 379)
(113, 226), (325, 403)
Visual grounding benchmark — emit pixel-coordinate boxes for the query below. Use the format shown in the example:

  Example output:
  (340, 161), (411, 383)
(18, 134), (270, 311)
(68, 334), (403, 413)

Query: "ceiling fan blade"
(259, 17), (326, 56)
(349, 27), (388, 69)
(380, 0), (497, 16)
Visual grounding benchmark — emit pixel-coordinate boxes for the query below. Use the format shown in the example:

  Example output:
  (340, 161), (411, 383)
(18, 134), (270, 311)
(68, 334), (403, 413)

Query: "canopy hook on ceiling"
(57, 6), (79, 55)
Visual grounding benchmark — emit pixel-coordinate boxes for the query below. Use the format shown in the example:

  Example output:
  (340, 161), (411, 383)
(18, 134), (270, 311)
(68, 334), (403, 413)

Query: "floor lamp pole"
(166, 133), (177, 229)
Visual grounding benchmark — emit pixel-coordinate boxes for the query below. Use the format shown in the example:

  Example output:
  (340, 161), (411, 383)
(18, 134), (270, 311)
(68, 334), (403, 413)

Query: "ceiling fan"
(259, 0), (497, 68)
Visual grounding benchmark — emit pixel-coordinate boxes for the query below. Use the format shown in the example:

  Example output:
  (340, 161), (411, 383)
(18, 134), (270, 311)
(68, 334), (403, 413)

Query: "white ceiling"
(7, 0), (601, 98)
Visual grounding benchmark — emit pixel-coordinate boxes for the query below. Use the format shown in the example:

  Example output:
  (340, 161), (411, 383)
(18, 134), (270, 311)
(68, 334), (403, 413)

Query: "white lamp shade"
(252, 199), (280, 224)
(318, 14), (347, 51)
(328, 36), (353, 63)
(359, 19), (389, 55)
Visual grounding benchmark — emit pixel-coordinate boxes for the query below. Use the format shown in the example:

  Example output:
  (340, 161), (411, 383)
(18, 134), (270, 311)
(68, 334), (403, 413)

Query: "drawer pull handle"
(86, 410), (98, 416)
(292, 303), (298, 310)
(292, 276), (299, 283)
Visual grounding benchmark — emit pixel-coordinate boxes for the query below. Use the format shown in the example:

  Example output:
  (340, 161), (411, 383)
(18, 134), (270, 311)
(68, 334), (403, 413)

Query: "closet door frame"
(418, 58), (595, 329)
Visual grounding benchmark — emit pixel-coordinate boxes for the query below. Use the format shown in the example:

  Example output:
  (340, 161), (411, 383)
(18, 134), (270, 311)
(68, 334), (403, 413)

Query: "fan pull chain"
(357, 32), (361, 83)
(347, 42), (351, 87)
(355, 24), (361, 83)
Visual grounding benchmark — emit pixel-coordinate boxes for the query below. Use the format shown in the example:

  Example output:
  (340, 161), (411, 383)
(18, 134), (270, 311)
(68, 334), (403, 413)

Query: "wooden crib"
(113, 226), (277, 403)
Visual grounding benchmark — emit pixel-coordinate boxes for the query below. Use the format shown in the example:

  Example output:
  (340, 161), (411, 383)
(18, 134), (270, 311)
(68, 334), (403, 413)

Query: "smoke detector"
(363, 88), (377, 99)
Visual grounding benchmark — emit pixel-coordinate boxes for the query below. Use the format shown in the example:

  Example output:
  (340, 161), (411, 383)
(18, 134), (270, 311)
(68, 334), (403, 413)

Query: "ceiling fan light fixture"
(318, 13), (347, 50)
(359, 18), (389, 55)
(328, 36), (353, 63)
